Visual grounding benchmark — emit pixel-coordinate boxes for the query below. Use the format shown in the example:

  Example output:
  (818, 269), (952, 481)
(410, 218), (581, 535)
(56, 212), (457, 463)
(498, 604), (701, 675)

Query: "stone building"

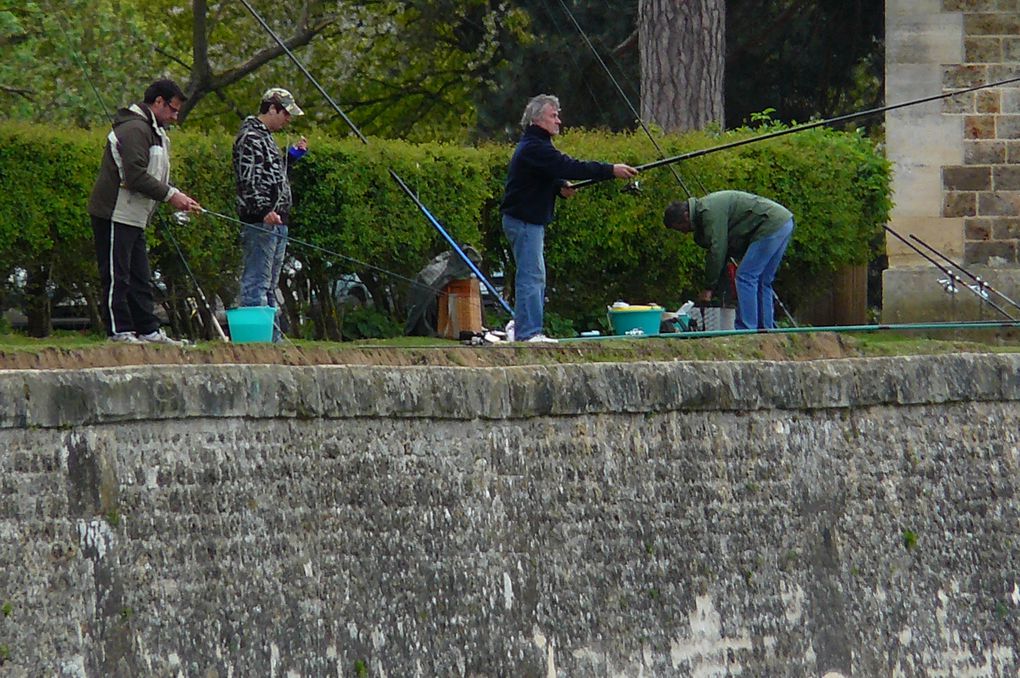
(884, 0), (1020, 321)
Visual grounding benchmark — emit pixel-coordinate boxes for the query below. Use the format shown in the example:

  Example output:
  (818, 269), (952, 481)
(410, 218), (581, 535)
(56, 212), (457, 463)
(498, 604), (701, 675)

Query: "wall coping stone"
(0, 352), (1016, 429)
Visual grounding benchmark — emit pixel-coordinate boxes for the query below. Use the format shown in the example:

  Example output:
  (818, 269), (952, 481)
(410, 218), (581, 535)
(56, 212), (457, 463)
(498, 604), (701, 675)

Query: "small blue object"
(226, 306), (275, 343)
(607, 306), (664, 337)
(288, 146), (307, 161)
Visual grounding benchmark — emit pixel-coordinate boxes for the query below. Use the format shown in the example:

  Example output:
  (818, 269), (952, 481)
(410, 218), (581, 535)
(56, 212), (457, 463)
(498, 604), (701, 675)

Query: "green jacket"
(688, 190), (793, 289)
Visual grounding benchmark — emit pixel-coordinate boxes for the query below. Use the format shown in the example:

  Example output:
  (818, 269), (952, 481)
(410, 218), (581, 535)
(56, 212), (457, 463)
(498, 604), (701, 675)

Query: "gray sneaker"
(524, 333), (558, 344)
(109, 332), (143, 344)
(137, 329), (186, 347)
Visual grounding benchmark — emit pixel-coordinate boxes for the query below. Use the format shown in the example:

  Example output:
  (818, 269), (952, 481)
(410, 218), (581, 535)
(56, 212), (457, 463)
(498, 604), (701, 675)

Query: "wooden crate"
(437, 277), (483, 338)
(796, 264), (868, 326)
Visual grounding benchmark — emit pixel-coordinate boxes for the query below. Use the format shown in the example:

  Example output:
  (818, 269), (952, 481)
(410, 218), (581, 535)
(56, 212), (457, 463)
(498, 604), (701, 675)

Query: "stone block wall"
(0, 360), (1018, 677)
(943, 5), (1020, 266)
(884, 0), (1020, 321)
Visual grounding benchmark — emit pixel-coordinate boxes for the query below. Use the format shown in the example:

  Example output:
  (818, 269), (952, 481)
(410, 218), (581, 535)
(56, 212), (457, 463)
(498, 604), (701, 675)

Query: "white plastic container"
(695, 306), (736, 331)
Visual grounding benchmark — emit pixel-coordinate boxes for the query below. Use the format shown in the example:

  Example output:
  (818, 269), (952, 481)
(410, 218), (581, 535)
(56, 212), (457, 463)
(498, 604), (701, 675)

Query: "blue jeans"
(502, 214), (545, 340)
(240, 222), (288, 340)
(735, 218), (794, 330)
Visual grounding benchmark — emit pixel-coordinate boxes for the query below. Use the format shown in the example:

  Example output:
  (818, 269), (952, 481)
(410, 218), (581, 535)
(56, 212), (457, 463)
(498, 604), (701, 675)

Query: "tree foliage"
(177, 0), (530, 141)
(1, 1), (884, 139)
(477, 0), (884, 136)
(475, 0), (641, 140)
(0, 0), (169, 126)
(0, 0), (529, 141)
(725, 0), (884, 127)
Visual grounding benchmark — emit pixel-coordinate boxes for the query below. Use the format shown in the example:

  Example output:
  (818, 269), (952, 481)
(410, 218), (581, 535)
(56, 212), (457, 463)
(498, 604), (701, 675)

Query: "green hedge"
(508, 125), (892, 330)
(0, 120), (890, 338)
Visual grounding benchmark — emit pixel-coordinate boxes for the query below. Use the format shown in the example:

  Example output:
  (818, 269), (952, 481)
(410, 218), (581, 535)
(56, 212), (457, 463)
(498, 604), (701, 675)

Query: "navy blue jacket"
(500, 125), (615, 226)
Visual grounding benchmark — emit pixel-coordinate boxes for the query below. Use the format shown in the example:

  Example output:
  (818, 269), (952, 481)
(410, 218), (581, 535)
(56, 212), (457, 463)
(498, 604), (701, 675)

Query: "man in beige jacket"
(88, 78), (202, 345)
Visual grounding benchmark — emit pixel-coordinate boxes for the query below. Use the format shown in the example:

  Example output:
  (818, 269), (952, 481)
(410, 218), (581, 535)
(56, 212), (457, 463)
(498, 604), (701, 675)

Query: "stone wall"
(885, 0), (1020, 321)
(0, 358), (1018, 677)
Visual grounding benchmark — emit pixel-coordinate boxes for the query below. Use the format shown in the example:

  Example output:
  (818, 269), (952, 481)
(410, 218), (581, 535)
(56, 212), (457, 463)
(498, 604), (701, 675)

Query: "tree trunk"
(639, 0), (725, 132)
(24, 265), (52, 338)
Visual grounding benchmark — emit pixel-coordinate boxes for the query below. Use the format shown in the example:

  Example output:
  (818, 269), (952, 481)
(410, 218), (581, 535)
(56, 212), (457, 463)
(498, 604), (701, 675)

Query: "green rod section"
(562, 320), (1020, 342)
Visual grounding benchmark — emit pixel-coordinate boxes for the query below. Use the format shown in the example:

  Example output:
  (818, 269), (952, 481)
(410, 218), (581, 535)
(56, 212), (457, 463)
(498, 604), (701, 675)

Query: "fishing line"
(536, 0), (620, 127)
(884, 226), (1015, 321)
(55, 14), (113, 122)
(571, 74), (1020, 189)
(157, 215), (230, 341)
(555, 0), (699, 197)
(175, 209), (447, 296)
(236, 0), (513, 317)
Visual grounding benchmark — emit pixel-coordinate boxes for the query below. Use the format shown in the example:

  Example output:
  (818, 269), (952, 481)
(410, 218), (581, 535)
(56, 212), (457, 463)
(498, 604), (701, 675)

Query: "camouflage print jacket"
(232, 115), (292, 223)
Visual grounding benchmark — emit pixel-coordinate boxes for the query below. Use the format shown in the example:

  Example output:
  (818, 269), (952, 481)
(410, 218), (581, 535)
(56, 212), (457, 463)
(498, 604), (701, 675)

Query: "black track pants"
(92, 217), (159, 337)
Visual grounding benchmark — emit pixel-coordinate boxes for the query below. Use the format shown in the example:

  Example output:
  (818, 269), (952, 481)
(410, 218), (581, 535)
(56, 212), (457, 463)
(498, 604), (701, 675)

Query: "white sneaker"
(109, 332), (143, 344)
(137, 329), (186, 347)
(524, 334), (558, 344)
(504, 319), (515, 343)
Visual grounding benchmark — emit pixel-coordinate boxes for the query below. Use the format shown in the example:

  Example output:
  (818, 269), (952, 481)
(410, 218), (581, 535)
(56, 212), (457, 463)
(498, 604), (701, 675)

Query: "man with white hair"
(500, 94), (637, 343)
(233, 87), (309, 342)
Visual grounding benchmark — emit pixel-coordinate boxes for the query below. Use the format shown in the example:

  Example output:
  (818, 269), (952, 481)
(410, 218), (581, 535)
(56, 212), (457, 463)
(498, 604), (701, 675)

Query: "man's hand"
(559, 182), (577, 198)
(169, 191), (202, 213)
(288, 136), (309, 163)
(697, 289), (713, 303)
(264, 210), (283, 225)
(613, 164), (638, 179)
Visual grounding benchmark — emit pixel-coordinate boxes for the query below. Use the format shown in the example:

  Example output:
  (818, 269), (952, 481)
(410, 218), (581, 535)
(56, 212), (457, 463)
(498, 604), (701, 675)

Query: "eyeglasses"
(162, 98), (180, 114)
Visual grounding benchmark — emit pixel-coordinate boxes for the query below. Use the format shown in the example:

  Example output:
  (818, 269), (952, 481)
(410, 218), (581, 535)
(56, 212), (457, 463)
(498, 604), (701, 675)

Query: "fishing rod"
(173, 209), (447, 296)
(561, 318), (1020, 342)
(772, 291), (798, 327)
(554, 0), (700, 198)
(909, 233), (1020, 314)
(571, 74), (1020, 190)
(236, 0), (513, 317)
(884, 226), (1015, 320)
(159, 215), (230, 341)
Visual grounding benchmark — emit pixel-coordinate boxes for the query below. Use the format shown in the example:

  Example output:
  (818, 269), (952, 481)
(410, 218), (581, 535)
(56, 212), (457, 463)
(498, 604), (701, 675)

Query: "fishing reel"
(937, 277), (958, 294)
(622, 180), (642, 196)
(968, 283), (990, 300)
(171, 211), (192, 225)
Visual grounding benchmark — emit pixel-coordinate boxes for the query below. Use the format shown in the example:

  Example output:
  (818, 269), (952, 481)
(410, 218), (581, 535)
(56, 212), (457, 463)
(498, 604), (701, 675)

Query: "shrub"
(482, 124), (891, 322)
(0, 120), (890, 338)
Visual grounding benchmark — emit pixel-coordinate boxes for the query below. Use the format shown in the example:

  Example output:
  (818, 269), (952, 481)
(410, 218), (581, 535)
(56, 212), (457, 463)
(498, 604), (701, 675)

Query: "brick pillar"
(883, 0), (1020, 322)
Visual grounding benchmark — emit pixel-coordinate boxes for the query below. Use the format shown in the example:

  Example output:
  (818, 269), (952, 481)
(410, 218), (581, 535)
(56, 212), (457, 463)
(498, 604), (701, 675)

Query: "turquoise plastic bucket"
(607, 306), (664, 336)
(226, 306), (275, 343)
